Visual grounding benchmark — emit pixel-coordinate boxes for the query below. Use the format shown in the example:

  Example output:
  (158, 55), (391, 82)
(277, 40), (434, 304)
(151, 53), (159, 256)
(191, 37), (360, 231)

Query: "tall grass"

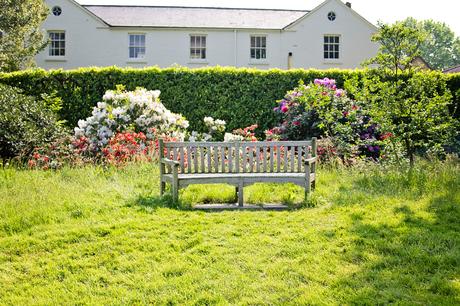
(0, 158), (458, 304)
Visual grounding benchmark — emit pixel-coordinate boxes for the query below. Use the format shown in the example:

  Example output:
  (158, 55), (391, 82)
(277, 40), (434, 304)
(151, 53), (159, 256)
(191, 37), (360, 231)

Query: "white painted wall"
(36, 0), (378, 70)
(281, 0), (379, 69)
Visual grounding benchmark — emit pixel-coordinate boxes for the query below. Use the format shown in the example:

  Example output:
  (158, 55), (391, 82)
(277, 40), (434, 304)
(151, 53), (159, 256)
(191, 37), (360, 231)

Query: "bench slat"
(284, 146), (288, 173)
(297, 146), (302, 173)
(276, 145), (281, 173)
(187, 146), (192, 173)
(221, 145), (226, 173)
(290, 146), (295, 172)
(193, 146), (198, 173)
(207, 145), (212, 173)
(213, 145), (219, 173)
(200, 146), (205, 173)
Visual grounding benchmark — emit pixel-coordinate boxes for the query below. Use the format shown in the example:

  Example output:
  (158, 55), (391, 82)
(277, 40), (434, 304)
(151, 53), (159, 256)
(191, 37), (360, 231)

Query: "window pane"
(251, 36), (255, 48)
(256, 49), (260, 59)
(335, 36), (339, 43)
(261, 37), (266, 48)
(324, 36), (329, 43)
(250, 49), (255, 58)
(261, 49), (266, 59)
(201, 36), (206, 47)
(201, 49), (206, 59)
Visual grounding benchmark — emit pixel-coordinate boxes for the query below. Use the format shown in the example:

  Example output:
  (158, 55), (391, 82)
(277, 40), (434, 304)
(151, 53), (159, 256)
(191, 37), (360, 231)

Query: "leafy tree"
(354, 22), (456, 168)
(402, 17), (460, 70)
(0, 0), (49, 72)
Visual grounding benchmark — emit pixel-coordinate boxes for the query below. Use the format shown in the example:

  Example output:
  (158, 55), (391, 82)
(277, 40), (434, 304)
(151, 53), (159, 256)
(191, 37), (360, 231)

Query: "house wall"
(36, 0), (378, 70)
(280, 0), (379, 69)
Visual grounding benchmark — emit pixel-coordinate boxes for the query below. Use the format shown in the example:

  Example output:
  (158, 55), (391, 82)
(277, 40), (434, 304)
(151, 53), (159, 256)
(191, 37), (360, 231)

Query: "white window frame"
(324, 35), (340, 60)
(128, 33), (146, 60)
(190, 34), (207, 60)
(48, 31), (66, 57)
(250, 35), (267, 60)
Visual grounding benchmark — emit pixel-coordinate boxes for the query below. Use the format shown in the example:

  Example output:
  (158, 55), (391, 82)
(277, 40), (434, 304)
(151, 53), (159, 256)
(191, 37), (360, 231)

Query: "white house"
(36, 0), (379, 70)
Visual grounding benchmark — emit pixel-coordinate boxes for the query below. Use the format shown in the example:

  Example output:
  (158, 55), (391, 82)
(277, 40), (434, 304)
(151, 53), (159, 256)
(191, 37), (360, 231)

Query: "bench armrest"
(305, 156), (318, 166)
(161, 158), (180, 167)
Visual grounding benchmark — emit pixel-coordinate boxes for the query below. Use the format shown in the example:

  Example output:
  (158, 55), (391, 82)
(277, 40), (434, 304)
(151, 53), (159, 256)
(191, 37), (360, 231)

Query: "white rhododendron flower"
(224, 133), (244, 142)
(74, 87), (188, 150)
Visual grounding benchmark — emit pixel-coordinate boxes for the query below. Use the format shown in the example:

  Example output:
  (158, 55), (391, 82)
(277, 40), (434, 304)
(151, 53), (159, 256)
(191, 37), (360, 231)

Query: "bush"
(268, 78), (385, 161)
(0, 67), (363, 136)
(0, 84), (64, 160)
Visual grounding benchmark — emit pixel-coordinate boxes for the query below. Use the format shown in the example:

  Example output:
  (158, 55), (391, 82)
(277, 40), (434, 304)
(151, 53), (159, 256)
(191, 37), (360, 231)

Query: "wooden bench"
(159, 138), (317, 206)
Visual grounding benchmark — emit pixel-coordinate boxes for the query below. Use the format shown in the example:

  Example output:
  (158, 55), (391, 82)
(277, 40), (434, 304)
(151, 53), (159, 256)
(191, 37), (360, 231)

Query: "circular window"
(327, 11), (336, 21)
(52, 6), (62, 16)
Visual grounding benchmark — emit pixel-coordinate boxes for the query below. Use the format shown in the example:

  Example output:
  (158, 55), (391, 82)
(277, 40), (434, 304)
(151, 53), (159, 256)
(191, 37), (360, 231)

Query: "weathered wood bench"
(159, 138), (317, 206)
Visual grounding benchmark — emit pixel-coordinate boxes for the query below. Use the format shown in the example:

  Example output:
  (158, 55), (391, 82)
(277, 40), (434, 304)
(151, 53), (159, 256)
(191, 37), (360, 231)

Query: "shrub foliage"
(0, 84), (64, 160)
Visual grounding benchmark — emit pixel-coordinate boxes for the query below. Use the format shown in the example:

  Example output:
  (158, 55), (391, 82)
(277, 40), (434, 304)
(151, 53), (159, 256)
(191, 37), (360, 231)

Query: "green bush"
(0, 84), (64, 160)
(0, 67), (363, 135)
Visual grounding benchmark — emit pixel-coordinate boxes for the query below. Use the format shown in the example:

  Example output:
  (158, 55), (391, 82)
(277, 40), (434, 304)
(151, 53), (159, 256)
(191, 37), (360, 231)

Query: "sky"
(79, 0), (460, 36)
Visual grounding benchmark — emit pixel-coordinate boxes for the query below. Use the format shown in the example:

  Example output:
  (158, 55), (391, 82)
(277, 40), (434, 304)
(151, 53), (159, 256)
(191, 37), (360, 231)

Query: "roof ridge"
(82, 5), (309, 12)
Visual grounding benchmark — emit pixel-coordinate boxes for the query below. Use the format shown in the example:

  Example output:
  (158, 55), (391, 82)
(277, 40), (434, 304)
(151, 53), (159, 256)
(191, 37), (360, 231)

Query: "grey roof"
(443, 64), (460, 74)
(83, 5), (309, 29)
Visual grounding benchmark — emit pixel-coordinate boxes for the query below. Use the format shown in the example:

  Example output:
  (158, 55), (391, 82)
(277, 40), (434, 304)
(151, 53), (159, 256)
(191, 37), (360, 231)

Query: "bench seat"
(162, 172), (316, 188)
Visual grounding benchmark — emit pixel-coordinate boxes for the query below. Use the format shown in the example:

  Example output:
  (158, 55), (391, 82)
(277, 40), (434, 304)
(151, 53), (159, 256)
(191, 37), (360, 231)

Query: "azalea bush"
(188, 117), (226, 142)
(267, 78), (387, 161)
(74, 85), (188, 152)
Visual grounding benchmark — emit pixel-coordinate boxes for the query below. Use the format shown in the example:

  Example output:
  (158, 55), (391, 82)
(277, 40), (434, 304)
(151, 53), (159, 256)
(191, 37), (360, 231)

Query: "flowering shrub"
(268, 78), (386, 160)
(74, 85), (188, 151)
(230, 124), (259, 142)
(188, 117), (226, 142)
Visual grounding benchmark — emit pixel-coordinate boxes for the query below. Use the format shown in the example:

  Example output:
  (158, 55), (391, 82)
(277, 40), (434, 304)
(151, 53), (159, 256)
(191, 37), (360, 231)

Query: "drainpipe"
(288, 52), (293, 70)
(234, 29), (238, 66)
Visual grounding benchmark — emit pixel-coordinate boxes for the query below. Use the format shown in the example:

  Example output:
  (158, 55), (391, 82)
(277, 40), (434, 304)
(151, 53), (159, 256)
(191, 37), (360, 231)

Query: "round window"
(52, 6), (62, 16)
(327, 11), (336, 21)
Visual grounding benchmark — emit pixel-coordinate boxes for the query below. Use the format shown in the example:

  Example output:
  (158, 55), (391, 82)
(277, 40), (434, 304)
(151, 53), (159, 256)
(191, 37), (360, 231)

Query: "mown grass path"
(0, 162), (459, 304)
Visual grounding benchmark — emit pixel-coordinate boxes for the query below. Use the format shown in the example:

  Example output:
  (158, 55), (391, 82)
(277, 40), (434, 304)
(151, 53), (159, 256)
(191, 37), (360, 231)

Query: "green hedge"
(0, 67), (363, 134)
(0, 67), (458, 135)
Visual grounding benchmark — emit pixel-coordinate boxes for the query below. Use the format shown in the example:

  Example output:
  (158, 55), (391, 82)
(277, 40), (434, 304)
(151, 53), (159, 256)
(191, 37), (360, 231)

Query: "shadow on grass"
(333, 187), (460, 303)
(126, 193), (193, 212)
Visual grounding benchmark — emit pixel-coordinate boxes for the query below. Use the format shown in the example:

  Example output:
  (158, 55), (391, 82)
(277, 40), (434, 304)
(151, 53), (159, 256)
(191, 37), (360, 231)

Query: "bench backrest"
(160, 139), (317, 174)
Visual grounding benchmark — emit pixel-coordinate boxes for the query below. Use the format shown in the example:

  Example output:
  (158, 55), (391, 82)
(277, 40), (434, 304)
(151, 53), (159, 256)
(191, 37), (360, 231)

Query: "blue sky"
(78, 0), (460, 36)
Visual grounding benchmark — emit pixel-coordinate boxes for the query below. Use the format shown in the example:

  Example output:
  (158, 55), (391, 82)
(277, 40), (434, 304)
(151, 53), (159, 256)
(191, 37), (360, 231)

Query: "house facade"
(36, 0), (379, 70)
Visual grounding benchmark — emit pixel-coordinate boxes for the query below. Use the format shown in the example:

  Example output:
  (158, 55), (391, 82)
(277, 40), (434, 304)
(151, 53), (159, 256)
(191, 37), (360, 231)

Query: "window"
(190, 35), (206, 60)
(250, 35), (266, 60)
(49, 32), (65, 56)
(52, 6), (62, 16)
(324, 35), (340, 59)
(129, 34), (145, 59)
(327, 11), (336, 21)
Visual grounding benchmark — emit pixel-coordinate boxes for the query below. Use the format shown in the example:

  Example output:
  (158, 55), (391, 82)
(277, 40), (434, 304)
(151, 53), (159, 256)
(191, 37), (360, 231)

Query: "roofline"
(443, 64), (460, 73)
(67, 0), (111, 27)
(284, 0), (377, 31)
(82, 4), (309, 13)
(108, 25), (284, 31)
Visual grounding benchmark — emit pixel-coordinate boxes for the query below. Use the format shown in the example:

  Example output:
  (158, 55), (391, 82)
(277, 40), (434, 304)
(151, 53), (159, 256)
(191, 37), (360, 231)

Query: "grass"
(0, 159), (459, 304)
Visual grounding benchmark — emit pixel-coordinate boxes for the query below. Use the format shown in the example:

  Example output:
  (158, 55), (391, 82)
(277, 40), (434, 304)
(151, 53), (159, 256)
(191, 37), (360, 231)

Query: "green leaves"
(0, 0), (49, 72)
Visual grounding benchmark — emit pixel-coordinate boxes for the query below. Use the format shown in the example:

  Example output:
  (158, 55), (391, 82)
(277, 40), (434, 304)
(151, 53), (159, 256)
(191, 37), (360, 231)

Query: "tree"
(402, 17), (460, 70)
(0, 0), (49, 72)
(355, 22), (456, 168)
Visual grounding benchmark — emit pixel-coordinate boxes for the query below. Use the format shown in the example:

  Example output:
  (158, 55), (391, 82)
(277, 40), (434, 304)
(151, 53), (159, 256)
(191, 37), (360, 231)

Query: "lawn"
(0, 160), (459, 304)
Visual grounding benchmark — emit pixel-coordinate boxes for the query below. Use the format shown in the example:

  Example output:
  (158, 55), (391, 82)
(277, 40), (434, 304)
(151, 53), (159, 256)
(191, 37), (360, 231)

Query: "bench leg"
(160, 182), (166, 196)
(238, 182), (244, 207)
(172, 180), (179, 204)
